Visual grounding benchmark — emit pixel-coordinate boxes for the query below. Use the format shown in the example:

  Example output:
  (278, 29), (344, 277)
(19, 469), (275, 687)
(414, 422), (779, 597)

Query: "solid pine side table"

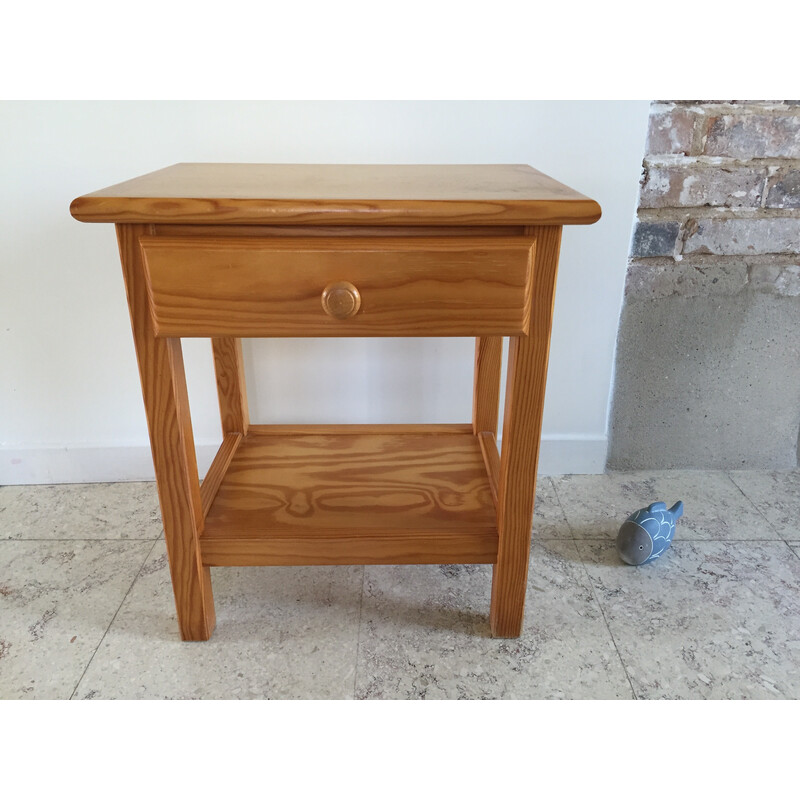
(71, 164), (600, 641)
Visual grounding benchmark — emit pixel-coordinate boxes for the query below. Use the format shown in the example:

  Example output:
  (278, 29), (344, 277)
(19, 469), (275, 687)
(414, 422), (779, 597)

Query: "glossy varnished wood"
(247, 423), (473, 436)
(472, 336), (503, 436)
(211, 337), (249, 434)
(478, 431), (501, 508)
(199, 432), (242, 518)
(74, 164), (600, 641)
(200, 430), (498, 566)
(139, 235), (534, 338)
(152, 224), (528, 238)
(116, 224), (215, 641)
(71, 163), (602, 226)
(204, 430), (496, 535)
(490, 225), (563, 638)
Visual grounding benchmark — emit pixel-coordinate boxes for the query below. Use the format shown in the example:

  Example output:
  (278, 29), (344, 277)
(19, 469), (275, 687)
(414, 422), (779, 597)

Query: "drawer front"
(139, 235), (534, 337)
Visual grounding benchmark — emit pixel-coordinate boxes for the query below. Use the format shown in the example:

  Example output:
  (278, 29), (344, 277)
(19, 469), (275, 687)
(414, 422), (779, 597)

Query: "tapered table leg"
(116, 224), (215, 641)
(491, 225), (562, 638)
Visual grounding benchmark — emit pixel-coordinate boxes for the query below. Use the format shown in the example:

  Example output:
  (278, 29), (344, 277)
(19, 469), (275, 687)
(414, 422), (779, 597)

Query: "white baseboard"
(0, 435), (607, 485)
(536, 435), (609, 475)
(0, 444), (221, 485)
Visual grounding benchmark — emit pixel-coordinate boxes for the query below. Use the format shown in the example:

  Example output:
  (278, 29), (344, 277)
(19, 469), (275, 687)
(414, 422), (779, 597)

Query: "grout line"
(2, 537), (161, 542)
(587, 589), (639, 699)
(547, 477), (577, 542)
(531, 536), (576, 541)
(351, 566), (366, 700)
(573, 542), (639, 701)
(559, 537), (785, 543)
(783, 541), (800, 560)
(550, 489), (639, 700)
(68, 538), (159, 700)
(725, 471), (785, 539)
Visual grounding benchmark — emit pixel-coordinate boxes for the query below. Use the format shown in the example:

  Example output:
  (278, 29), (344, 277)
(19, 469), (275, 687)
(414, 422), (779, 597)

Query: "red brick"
(639, 164), (765, 208)
(646, 108), (697, 155)
(704, 114), (800, 158)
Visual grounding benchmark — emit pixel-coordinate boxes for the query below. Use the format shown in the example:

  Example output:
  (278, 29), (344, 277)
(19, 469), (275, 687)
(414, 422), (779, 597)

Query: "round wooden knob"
(321, 281), (361, 319)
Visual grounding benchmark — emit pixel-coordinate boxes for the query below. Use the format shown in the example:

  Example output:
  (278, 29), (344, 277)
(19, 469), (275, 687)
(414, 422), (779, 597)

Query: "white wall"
(0, 101), (649, 483)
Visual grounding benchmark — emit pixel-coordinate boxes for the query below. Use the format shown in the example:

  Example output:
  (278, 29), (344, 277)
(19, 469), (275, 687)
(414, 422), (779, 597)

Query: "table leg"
(212, 337), (250, 435)
(116, 224), (216, 641)
(490, 225), (562, 638)
(472, 336), (502, 436)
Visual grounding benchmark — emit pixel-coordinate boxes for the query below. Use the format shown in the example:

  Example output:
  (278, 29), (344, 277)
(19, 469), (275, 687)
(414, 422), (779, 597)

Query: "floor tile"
(577, 540), (800, 699)
(5, 475), (798, 700)
(533, 477), (572, 539)
(73, 542), (363, 699)
(0, 540), (153, 699)
(354, 540), (633, 699)
(0, 482), (162, 540)
(728, 470), (800, 540)
(552, 471), (778, 541)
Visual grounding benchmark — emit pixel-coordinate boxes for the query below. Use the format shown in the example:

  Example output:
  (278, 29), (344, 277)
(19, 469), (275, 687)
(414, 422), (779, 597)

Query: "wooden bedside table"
(71, 164), (600, 641)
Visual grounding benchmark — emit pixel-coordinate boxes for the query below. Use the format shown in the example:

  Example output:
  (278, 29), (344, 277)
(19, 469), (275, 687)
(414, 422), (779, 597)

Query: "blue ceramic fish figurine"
(616, 501), (684, 565)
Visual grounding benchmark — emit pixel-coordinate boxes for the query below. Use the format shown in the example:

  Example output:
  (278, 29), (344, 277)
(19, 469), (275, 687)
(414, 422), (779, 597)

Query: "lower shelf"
(199, 425), (499, 566)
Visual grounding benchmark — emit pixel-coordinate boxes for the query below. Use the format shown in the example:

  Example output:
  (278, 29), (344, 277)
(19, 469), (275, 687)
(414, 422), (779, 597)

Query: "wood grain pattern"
(116, 224), (215, 641)
(140, 235), (534, 338)
(201, 431), (497, 566)
(490, 225), (563, 638)
(201, 432), (497, 564)
(152, 224), (528, 238)
(211, 337), (249, 434)
(201, 529), (497, 567)
(199, 432), (242, 518)
(71, 163), (602, 226)
(472, 337), (503, 436)
(82, 167), (598, 641)
(478, 431), (501, 508)
(247, 424), (473, 436)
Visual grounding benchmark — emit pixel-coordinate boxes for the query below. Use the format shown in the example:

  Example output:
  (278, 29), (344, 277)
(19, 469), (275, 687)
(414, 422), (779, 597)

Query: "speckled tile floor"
(1, 470), (798, 699)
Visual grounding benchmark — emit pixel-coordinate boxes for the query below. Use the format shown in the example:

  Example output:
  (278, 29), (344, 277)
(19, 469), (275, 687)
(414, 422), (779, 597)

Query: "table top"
(70, 163), (601, 226)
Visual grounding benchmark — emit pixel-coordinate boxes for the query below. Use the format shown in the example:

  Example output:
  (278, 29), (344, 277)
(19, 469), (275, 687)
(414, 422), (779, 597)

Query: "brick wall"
(629, 101), (800, 299)
(607, 101), (800, 470)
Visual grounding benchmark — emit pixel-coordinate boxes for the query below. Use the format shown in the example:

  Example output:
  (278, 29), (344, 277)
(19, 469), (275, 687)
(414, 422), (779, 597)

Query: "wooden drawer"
(139, 235), (534, 337)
